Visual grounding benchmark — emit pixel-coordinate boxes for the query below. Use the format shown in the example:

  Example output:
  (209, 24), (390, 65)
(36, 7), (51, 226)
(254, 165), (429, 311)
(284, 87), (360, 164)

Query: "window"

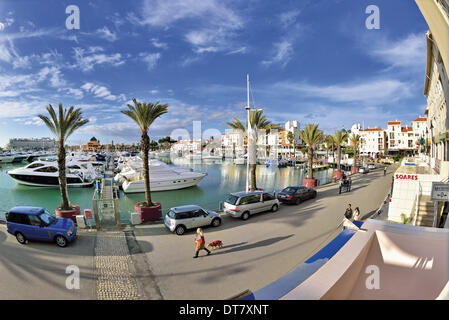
(27, 163), (45, 169)
(240, 195), (260, 205)
(191, 209), (207, 217)
(263, 193), (274, 201)
(175, 211), (193, 219)
(35, 166), (58, 173)
(225, 195), (239, 205)
(7, 213), (30, 225)
(29, 215), (42, 226)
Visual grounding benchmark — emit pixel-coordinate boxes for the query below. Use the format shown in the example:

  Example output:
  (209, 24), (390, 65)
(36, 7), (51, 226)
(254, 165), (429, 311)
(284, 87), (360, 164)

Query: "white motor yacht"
(117, 159), (207, 193)
(7, 161), (94, 187)
(0, 154), (15, 163)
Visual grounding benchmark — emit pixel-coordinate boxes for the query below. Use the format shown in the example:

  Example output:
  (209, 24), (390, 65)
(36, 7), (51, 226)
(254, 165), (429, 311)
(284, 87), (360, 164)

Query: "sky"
(0, 0), (430, 147)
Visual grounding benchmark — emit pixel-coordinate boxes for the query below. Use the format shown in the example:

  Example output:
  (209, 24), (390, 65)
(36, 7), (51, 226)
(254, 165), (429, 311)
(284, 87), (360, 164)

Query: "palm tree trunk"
(250, 164), (257, 191)
(141, 133), (152, 206)
(337, 145), (341, 172)
(308, 146), (313, 179)
(58, 139), (70, 210)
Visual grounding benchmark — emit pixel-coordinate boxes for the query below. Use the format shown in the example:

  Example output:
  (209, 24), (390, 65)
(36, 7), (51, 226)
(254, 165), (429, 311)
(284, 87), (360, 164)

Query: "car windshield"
(39, 211), (56, 225)
(225, 195), (239, 205)
(282, 187), (298, 194)
(167, 210), (176, 219)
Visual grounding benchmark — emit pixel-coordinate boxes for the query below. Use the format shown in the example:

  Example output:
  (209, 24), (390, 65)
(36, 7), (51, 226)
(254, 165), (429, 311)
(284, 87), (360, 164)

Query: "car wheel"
(16, 232), (26, 245)
(271, 204), (279, 212)
(55, 235), (67, 248)
(175, 225), (186, 235)
(295, 198), (301, 205)
(211, 218), (221, 227)
(241, 212), (250, 220)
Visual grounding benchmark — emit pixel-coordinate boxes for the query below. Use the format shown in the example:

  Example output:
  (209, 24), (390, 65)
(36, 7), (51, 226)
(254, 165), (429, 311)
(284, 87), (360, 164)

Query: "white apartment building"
(424, 30), (449, 173)
(359, 128), (386, 158)
(221, 121), (303, 159)
(386, 120), (427, 153)
(6, 137), (57, 150)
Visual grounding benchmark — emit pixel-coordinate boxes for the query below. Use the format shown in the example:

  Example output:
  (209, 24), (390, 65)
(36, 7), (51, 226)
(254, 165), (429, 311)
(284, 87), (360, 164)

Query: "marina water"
(0, 158), (334, 222)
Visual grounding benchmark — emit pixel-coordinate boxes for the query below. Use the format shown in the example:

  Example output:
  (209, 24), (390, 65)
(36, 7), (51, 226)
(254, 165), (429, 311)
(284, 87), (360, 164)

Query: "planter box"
(351, 166), (359, 174)
(333, 171), (344, 180)
(55, 204), (81, 224)
(134, 201), (162, 222)
(303, 178), (317, 188)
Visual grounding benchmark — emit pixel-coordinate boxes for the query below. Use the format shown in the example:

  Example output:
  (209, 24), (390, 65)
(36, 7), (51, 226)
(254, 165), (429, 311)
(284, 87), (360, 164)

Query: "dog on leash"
(207, 240), (223, 251)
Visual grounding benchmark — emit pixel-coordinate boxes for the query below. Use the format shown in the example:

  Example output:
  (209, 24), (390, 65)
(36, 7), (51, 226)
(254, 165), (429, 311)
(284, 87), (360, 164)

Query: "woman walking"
(353, 207), (361, 221)
(193, 228), (211, 258)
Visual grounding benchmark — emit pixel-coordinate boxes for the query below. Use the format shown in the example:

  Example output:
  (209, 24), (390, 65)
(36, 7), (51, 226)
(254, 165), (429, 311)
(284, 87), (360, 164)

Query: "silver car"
(223, 191), (279, 220)
(164, 205), (222, 235)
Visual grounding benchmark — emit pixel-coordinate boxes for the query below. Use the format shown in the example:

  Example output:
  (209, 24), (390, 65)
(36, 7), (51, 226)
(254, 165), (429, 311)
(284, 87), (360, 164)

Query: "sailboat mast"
(246, 74), (250, 192)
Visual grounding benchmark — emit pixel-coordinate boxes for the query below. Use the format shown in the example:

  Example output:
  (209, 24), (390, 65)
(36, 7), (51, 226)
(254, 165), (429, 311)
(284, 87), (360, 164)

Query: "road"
(0, 226), (96, 299)
(0, 165), (395, 300)
(132, 166), (396, 300)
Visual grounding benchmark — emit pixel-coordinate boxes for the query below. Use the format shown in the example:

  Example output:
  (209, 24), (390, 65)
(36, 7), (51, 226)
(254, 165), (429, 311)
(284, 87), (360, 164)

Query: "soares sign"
(395, 174), (418, 180)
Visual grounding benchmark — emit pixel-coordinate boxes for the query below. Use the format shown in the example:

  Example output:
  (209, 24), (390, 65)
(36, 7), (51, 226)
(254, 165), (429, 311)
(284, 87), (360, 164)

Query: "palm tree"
(324, 135), (334, 163)
(121, 98), (168, 206)
(349, 133), (362, 167)
(38, 104), (89, 211)
(299, 123), (323, 179)
(287, 131), (294, 159)
(225, 110), (280, 191)
(333, 130), (349, 172)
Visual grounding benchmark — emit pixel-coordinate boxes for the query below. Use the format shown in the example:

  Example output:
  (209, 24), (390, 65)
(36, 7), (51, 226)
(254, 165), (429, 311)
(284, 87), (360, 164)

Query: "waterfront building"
(6, 137), (57, 150)
(416, 0), (449, 174)
(82, 137), (101, 152)
(359, 128), (386, 158)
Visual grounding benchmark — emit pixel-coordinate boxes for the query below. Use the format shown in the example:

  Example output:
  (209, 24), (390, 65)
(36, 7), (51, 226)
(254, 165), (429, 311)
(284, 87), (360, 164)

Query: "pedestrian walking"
(193, 228), (211, 258)
(353, 207), (361, 221)
(344, 204), (353, 220)
(384, 166), (387, 176)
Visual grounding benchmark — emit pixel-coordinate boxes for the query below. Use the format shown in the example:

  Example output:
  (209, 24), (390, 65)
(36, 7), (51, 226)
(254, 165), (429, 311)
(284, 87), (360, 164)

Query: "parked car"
(277, 186), (317, 205)
(368, 164), (376, 170)
(5, 206), (76, 247)
(223, 191), (279, 220)
(164, 205), (221, 235)
(359, 167), (369, 174)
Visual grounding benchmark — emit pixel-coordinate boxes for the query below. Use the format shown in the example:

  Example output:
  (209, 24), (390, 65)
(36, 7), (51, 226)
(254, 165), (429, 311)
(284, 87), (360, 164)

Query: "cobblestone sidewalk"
(95, 232), (141, 300)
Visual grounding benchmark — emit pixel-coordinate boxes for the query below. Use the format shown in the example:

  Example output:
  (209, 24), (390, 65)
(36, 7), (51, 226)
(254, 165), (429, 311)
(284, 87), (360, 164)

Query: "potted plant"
(332, 129), (349, 180)
(299, 123), (323, 188)
(349, 133), (361, 174)
(121, 98), (168, 222)
(38, 104), (89, 223)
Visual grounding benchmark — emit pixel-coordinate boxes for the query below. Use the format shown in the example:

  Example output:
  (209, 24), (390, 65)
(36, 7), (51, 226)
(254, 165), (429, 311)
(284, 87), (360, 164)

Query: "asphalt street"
(132, 166), (396, 299)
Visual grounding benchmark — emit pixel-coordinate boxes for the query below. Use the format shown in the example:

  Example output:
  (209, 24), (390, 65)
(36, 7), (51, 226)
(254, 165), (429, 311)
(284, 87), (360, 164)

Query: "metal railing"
(413, 182), (421, 226)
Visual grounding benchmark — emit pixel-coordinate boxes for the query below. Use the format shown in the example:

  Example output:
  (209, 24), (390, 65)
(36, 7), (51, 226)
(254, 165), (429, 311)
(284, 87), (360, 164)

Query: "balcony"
(416, 0), (449, 73)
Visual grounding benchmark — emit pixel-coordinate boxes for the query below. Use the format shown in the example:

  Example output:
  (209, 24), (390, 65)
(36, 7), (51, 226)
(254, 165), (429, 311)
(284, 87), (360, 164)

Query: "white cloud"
(81, 82), (125, 101)
(139, 52), (161, 70)
(138, 0), (244, 55)
(275, 79), (412, 105)
(262, 40), (294, 67)
(370, 33), (426, 70)
(95, 26), (117, 42)
(73, 47), (125, 72)
(279, 10), (301, 28)
(151, 38), (168, 49)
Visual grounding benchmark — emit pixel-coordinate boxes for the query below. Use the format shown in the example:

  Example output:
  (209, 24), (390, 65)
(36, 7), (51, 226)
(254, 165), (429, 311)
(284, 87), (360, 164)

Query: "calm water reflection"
(0, 159), (333, 221)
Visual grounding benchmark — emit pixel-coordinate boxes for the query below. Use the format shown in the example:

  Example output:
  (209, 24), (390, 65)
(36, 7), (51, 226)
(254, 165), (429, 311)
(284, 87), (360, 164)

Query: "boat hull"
(122, 174), (207, 193)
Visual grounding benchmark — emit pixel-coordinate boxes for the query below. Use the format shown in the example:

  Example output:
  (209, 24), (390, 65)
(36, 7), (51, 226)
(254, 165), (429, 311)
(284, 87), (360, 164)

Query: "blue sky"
(0, 0), (429, 147)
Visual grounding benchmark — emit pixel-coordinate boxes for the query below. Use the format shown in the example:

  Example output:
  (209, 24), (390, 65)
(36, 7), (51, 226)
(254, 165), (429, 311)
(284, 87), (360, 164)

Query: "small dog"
(207, 240), (223, 251)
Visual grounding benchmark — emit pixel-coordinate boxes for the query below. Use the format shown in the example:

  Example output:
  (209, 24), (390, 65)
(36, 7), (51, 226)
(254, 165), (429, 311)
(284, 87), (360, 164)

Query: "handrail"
(413, 182), (421, 226)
